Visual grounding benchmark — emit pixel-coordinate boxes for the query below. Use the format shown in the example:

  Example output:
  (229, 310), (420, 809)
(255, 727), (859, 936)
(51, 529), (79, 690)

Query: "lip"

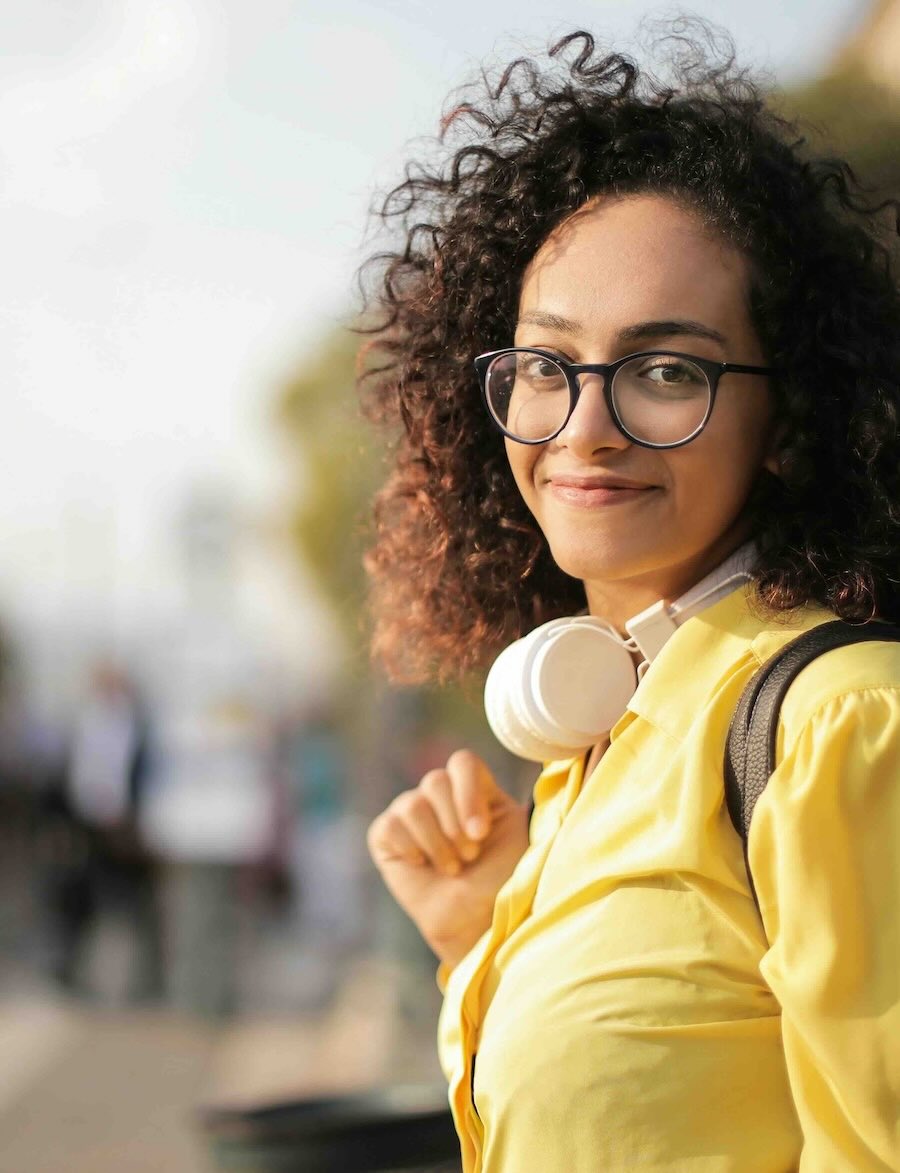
(546, 472), (659, 507)
(549, 473), (655, 490)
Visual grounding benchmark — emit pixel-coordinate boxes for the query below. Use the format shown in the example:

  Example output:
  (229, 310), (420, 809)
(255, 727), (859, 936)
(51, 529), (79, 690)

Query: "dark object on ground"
(199, 1084), (460, 1172)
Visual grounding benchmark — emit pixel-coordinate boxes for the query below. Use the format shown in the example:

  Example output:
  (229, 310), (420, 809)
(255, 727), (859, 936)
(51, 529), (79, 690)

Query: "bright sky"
(0, 0), (864, 679)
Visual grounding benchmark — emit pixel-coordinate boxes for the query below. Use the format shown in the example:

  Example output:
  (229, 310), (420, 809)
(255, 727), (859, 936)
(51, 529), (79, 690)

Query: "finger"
(419, 770), (481, 862)
(393, 791), (463, 876)
(446, 749), (499, 842)
(367, 810), (425, 868)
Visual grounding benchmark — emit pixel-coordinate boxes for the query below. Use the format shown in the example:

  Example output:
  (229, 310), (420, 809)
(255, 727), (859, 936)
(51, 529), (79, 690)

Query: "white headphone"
(484, 547), (754, 762)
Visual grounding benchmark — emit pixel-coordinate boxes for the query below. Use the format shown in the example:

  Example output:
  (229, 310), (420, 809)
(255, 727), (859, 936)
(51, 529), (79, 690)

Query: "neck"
(583, 533), (755, 634)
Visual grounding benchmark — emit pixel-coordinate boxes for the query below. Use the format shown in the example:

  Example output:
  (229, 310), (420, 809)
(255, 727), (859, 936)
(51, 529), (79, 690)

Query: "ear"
(762, 423), (787, 479)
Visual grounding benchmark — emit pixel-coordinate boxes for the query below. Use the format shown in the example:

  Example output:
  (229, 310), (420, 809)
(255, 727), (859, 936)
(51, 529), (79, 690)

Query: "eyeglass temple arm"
(722, 362), (778, 375)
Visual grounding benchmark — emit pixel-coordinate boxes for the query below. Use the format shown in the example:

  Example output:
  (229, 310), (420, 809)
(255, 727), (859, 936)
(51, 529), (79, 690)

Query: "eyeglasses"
(474, 348), (776, 449)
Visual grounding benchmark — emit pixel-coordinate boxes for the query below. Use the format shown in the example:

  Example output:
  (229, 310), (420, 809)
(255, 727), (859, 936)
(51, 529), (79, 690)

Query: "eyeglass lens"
(484, 351), (712, 445)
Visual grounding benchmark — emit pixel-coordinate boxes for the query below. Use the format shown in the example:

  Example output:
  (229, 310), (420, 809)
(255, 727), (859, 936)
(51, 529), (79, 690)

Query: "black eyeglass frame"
(474, 347), (777, 450)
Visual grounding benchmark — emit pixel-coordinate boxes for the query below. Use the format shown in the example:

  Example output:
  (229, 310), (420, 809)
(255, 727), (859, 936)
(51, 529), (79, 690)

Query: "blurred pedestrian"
(53, 662), (162, 1000)
(142, 697), (277, 1017)
(281, 705), (364, 978)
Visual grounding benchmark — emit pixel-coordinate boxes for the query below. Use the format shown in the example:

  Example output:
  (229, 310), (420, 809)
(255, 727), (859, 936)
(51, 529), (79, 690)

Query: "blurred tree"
(276, 326), (389, 666)
(275, 327), (506, 778)
(782, 0), (900, 194)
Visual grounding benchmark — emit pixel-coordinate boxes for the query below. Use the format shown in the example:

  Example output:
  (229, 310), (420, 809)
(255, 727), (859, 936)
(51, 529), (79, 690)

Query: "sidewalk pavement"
(0, 955), (444, 1173)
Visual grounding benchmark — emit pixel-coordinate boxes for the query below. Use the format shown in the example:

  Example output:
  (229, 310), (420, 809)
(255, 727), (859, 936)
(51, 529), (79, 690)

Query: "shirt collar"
(624, 582), (830, 743)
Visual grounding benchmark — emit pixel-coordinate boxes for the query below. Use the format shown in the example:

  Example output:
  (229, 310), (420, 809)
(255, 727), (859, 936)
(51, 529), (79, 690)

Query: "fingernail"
(466, 816), (488, 839)
(460, 843), (479, 861)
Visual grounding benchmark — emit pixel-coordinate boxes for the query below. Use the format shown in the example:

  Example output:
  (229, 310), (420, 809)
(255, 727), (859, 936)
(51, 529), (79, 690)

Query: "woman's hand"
(368, 749), (531, 969)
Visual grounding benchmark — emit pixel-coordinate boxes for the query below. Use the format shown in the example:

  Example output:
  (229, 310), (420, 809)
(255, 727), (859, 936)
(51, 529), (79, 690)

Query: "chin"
(546, 529), (714, 597)
(546, 538), (649, 585)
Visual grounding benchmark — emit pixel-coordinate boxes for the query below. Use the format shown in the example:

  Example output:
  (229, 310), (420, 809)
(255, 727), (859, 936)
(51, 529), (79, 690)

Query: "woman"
(364, 29), (900, 1171)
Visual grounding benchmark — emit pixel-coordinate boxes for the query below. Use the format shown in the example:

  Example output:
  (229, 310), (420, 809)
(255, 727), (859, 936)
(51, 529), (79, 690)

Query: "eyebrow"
(516, 310), (582, 336)
(619, 319), (727, 346)
(516, 311), (727, 347)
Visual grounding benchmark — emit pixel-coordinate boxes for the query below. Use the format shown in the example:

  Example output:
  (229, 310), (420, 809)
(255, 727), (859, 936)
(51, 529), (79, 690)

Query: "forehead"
(518, 195), (750, 330)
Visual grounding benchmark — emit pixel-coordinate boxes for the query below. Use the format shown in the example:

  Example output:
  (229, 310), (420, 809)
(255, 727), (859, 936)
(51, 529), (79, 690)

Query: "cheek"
(505, 440), (539, 506)
(669, 411), (773, 520)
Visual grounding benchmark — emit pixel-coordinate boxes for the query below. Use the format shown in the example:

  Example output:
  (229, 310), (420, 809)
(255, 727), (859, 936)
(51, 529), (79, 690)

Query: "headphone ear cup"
(484, 617), (639, 763)
(484, 630), (576, 762)
(525, 619), (637, 744)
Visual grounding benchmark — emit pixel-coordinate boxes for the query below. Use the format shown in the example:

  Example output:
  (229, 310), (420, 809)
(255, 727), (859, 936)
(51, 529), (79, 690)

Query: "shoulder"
(747, 646), (900, 946)
(747, 631), (900, 910)
(627, 586), (900, 749)
(747, 634), (900, 841)
(750, 625), (900, 744)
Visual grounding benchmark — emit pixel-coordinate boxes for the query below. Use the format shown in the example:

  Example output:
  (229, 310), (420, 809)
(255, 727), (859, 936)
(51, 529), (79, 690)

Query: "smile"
(546, 475), (659, 507)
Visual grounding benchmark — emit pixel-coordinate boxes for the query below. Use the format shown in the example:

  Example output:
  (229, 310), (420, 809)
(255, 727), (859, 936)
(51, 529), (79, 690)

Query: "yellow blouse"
(438, 586), (900, 1172)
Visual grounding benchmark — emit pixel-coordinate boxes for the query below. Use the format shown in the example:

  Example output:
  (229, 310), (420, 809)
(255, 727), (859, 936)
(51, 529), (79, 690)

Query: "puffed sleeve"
(749, 687), (900, 1171)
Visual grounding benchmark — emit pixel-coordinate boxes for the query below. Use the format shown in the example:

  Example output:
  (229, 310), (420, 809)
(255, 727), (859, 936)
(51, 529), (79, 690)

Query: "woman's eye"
(619, 356), (708, 403)
(519, 355), (564, 380)
(644, 362), (689, 383)
(636, 359), (704, 387)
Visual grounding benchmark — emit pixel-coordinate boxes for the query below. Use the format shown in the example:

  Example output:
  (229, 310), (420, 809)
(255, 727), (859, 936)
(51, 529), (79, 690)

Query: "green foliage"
(275, 326), (496, 752)
(276, 327), (390, 662)
(781, 67), (900, 194)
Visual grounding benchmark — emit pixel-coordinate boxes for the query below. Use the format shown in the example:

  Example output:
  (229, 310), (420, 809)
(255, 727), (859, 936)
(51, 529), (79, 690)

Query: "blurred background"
(0, 1), (897, 1169)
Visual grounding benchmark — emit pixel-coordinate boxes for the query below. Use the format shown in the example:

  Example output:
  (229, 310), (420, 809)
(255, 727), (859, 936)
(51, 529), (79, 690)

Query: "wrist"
(424, 900), (494, 967)
(428, 928), (485, 970)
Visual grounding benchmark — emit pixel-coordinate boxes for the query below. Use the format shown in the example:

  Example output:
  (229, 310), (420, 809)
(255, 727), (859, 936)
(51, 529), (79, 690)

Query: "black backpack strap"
(724, 620), (900, 906)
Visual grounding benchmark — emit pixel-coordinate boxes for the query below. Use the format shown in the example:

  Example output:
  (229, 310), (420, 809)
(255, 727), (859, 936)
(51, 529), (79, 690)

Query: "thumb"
(446, 749), (504, 841)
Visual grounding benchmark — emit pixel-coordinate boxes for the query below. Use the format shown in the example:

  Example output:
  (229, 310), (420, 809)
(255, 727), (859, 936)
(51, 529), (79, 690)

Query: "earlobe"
(762, 423), (787, 479)
(762, 450), (782, 478)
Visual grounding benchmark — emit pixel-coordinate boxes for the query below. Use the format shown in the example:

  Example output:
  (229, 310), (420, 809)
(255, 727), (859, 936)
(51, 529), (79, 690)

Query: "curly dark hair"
(359, 25), (900, 684)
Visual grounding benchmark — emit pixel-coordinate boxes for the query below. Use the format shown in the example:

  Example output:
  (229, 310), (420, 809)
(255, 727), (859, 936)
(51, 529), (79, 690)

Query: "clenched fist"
(368, 749), (530, 969)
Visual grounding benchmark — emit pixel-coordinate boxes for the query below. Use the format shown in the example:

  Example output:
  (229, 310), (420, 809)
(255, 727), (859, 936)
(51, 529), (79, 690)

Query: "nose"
(554, 372), (629, 457)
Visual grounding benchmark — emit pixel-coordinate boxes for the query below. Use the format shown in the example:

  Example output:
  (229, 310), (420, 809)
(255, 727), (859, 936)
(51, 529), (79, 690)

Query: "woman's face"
(507, 194), (778, 623)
